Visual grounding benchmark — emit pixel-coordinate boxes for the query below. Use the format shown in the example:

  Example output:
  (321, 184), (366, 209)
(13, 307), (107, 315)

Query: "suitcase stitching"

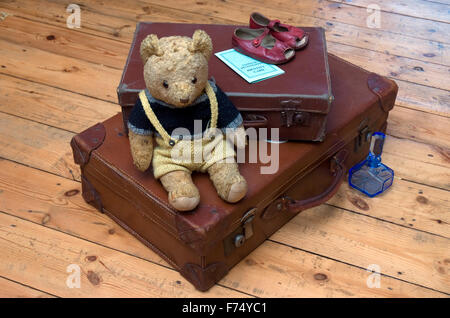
(88, 155), (232, 256)
(85, 165), (179, 237)
(91, 154), (180, 236)
(91, 153), (236, 253)
(103, 207), (180, 270)
(91, 151), (234, 251)
(94, 153), (174, 212)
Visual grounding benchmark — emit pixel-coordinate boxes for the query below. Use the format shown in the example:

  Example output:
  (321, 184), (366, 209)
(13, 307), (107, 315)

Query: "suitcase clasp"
(355, 121), (372, 152)
(223, 208), (257, 255)
(281, 110), (310, 128)
(280, 100), (310, 128)
(241, 208), (256, 241)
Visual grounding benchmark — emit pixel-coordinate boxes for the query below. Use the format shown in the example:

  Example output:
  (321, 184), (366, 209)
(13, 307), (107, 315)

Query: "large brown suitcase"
(118, 23), (333, 141)
(71, 54), (397, 291)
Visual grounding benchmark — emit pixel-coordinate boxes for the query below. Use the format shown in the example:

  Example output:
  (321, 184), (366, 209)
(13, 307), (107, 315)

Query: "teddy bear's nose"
(180, 98), (190, 104)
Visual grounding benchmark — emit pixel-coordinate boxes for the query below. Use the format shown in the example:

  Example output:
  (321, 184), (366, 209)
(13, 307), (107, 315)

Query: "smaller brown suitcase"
(118, 23), (333, 141)
(72, 53), (397, 291)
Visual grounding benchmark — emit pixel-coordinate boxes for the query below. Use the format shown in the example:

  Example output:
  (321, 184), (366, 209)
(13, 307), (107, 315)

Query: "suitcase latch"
(241, 209), (255, 240)
(223, 208), (256, 255)
(355, 124), (372, 152)
(281, 110), (310, 128)
(280, 100), (309, 128)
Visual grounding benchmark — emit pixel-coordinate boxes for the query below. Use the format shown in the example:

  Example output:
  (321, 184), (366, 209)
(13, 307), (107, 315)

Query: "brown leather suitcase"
(118, 23), (333, 141)
(71, 54), (397, 291)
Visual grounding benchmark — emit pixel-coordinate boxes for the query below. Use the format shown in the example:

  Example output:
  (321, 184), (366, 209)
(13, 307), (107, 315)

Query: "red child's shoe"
(250, 12), (309, 50)
(232, 27), (295, 64)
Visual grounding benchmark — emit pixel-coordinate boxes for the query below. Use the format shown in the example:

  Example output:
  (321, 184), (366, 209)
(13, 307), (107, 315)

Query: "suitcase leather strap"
(138, 82), (219, 146)
(262, 149), (348, 220)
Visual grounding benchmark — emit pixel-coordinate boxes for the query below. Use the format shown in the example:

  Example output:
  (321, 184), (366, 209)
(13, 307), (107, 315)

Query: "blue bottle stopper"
(349, 132), (394, 197)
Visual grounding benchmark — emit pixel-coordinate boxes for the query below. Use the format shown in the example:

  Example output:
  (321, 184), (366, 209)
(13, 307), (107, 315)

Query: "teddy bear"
(127, 30), (248, 212)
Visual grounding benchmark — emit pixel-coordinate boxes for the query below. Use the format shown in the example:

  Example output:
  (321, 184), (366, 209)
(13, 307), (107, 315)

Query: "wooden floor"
(0, 0), (449, 298)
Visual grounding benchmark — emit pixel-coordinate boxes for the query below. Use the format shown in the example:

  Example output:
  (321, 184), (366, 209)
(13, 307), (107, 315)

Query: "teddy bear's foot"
(208, 160), (247, 203)
(160, 170), (200, 211)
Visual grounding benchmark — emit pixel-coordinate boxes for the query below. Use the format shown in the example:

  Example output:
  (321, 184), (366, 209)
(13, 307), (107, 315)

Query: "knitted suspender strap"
(139, 82), (218, 147)
(204, 81), (218, 129)
(139, 90), (172, 145)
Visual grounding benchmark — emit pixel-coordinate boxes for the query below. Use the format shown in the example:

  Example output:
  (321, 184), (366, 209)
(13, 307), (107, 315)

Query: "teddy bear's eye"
(163, 80), (169, 89)
(191, 77), (197, 84)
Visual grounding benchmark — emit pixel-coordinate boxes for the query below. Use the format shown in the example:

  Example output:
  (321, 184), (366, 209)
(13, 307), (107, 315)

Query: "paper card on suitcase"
(72, 51), (397, 291)
(118, 23), (333, 141)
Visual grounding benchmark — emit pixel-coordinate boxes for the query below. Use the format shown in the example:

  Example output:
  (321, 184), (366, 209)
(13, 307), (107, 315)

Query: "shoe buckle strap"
(252, 29), (269, 47)
(268, 19), (281, 30)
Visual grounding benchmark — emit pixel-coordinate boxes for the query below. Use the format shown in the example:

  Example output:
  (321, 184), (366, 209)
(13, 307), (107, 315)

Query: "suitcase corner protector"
(117, 82), (129, 97)
(367, 73), (398, 113)
(71, 123), (106, 166)
(180, 261), (228, 292)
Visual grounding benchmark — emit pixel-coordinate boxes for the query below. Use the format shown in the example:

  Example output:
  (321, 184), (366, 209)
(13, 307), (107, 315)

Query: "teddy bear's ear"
(140, 34), (163, 64)
(189, 30), (213, 61)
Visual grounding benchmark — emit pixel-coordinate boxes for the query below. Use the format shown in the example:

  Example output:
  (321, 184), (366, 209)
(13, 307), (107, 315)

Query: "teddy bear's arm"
(129, 131), (153, 171)
(127, 98), (155, 171)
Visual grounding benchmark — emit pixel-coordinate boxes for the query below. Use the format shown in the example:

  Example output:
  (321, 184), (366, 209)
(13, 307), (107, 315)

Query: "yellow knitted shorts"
(152, 134), (236, 179)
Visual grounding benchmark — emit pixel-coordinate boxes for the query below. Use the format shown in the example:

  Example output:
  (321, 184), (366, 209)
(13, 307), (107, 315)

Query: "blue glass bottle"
(348, 132), (394, 197)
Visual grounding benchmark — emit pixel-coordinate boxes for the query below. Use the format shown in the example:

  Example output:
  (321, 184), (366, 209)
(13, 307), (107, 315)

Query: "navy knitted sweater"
(127, 81), (243, 138)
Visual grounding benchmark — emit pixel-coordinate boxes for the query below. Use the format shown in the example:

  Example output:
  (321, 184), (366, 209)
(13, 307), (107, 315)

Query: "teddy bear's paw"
(208, 161), (248, 203)
(169, 195), (200, 212)
(226, 176), (248, 203)
(160, 170), (200, 211)
(129, 131), (153, 171)
(133, 157), (151, 172)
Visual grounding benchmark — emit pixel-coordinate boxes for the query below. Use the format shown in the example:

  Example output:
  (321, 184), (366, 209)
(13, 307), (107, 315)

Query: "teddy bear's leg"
(129, 131), (153, 172)
(208, 160), (247, 203)
(160, 170), (200, 211)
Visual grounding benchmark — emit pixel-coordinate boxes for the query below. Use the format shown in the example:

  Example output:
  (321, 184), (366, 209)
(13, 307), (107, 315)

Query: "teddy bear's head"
(140, 30), (213, 107)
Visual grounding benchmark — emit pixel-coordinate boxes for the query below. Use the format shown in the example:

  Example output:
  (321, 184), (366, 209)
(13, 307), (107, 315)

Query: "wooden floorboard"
(0, 0), (448, 297)
(0, 159), (446, 297)
(1, 2), (448, 114)
(3, 1), (449, 67)
(329, 0), (450, 23)
(0, 276), (55, 298)
(0, 73), (118, 133)
(0, 211), (247, 297)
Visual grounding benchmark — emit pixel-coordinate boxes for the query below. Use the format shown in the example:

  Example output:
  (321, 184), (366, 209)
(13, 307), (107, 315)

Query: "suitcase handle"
(284, 158), (345, 214)
(262, 149), (348, 219)
(242, 114), (268, 128)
